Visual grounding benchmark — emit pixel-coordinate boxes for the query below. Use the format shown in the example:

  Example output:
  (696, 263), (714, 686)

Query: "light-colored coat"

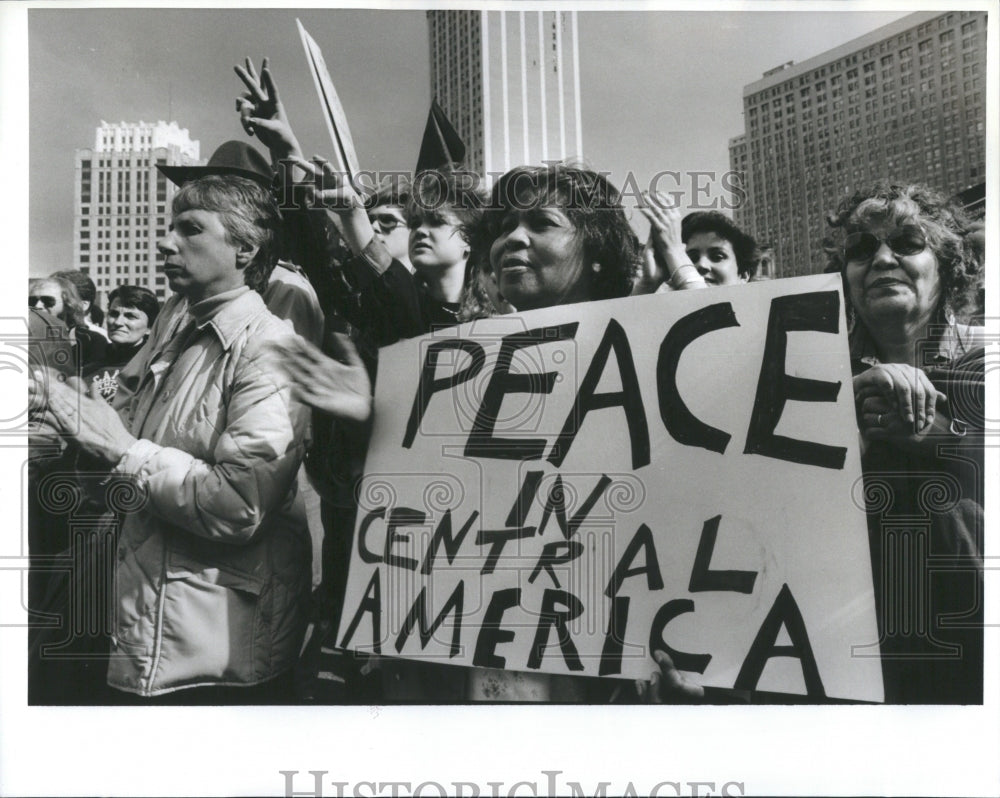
(107, 287), (311, 696)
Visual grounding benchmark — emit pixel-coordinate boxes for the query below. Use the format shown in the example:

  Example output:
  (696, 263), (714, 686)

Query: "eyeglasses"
(29, 295), (58, 310)
(843, 225), (927, 263)
(368, 213), (406, 233)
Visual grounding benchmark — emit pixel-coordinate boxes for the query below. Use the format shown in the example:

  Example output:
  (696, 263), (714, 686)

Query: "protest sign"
(296, 18), (360, 177)
(338, 274), (884, 702)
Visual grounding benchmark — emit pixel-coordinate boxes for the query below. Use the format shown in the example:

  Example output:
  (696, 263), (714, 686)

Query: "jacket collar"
(850, 311), (976, 367)
(188, 286), (265, 351)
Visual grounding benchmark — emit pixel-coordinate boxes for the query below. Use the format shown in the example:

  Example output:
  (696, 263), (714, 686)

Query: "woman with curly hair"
(825, 181), (985, 703)
(475, 163), (642, 310)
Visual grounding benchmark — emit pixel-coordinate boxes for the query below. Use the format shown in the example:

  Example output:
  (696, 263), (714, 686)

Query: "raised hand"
(289, 155), (375, 254)
(265, 333), (373, 425)
(638, 192), (705, 290)
(288, 155), (364, 212)
(234, 57), (302, 161)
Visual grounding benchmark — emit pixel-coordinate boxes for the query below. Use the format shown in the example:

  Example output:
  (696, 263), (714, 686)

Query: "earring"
(591, 262), (602, 273)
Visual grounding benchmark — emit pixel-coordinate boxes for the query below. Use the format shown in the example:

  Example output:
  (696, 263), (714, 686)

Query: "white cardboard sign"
(338, 275), (884, 702)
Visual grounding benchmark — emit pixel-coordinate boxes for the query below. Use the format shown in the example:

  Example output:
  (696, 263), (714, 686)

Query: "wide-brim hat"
(157, 140), (273, 187)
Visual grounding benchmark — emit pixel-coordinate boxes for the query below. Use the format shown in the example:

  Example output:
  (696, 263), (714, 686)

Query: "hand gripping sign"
(337, 274), (884, 702)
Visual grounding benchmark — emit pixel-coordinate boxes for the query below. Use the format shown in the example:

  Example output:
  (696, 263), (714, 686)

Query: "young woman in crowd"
(681, 210), (759, 285)
(632, 207), (757, 293)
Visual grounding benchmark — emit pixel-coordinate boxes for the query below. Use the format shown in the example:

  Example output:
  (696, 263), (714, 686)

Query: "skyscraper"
(730, 10), (987, 277)
(427, 10), (583, 179)
(73, 120), (201, 302)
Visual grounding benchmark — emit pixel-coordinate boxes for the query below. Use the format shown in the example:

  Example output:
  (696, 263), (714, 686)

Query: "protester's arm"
(854, 362), (944, 458)
(856, 352), (983, 457)
(35, 342), (309, 544)
(289, 155), (377, 258)
(116, 343), (308, 544)
(638, 192), (706, 291)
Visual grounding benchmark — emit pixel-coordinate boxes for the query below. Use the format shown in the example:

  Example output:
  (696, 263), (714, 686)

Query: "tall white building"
(427, 10), (583, 179)
(73, 120), (201, 302)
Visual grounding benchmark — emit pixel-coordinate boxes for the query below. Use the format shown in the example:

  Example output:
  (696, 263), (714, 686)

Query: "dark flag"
(415, 99), (466, 174)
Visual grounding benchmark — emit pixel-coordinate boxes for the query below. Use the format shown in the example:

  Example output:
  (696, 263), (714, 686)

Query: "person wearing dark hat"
(158, 138), (324, 346)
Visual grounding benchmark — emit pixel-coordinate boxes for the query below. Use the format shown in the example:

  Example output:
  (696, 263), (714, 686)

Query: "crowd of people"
(27, 57), (985, 705)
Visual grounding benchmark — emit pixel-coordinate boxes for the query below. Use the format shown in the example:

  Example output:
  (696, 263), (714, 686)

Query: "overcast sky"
(25, 6), (911, 276)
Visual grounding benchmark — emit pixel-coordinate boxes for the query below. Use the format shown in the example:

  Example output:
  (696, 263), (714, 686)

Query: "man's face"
(368, 204), (411, 266)
(157, 208), (247, 302)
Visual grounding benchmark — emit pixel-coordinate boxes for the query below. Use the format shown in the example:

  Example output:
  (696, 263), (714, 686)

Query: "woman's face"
(29, 280), (65, 320)
(407, 208), (469, 275)
(685, 231), (743, 286)
(489, 206), (591, 311)
(106, 299), (151, 346)
(844, 211), (942, 331)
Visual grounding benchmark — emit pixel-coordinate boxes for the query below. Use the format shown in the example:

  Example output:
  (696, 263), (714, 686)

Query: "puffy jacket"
(107, 287), (311, 696)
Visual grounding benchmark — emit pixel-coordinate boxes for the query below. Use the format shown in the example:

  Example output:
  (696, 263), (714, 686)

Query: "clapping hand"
(637, 192), (705, 290)
(266, 333), (373, 425)
(28, 367), (136, 464)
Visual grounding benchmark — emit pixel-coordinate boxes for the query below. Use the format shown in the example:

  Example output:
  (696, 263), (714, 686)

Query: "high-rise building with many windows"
(73, 120), (201, 302)
(427, 10), (583, 179)
(730, 10), (987, 277)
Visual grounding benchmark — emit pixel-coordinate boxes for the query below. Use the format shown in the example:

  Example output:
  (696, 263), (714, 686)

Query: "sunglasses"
(843, 224), (927, 263)
(29, 294), (59, 310)
(368, 213), (406, 233)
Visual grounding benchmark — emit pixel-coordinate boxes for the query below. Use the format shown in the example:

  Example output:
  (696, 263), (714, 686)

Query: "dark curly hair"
(172, 175), (281, 295)
(471, 163), (641, 305)
(681, 211), (759, 279)
(823, 181), (982, 320)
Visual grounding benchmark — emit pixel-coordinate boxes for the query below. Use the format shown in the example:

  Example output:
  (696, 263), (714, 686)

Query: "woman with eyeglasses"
(825, 181), (985, 703)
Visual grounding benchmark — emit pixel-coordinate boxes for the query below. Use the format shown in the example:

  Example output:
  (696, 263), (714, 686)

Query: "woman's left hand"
(853, 363), (943, 433)
(29, 368), (137, 463)
(266, 333), (373, 424)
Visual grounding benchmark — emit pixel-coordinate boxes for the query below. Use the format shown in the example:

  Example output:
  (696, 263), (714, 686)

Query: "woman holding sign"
(825, 181), (985, 703)
(274, 162), (718, 701)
